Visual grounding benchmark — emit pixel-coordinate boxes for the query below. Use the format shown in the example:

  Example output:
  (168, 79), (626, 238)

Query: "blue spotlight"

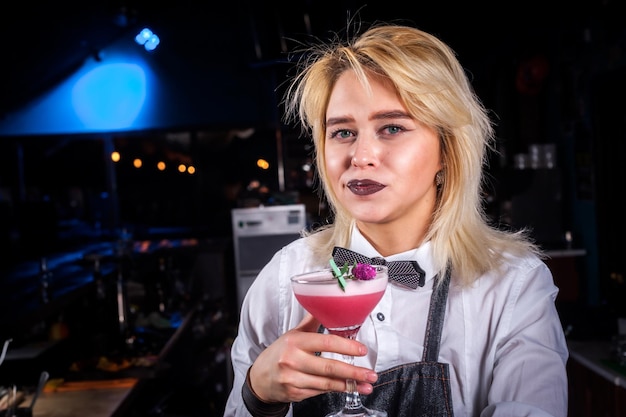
(135, 28), (160, 51)
(135, 28), (152, 45)
(145, 34), (160, 51)
(71, 63), (147, 130)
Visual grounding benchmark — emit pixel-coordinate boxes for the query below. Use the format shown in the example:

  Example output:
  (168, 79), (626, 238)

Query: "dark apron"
(293, 269), (454, 417)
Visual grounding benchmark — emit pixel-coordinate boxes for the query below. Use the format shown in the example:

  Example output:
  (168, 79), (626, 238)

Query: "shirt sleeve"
(483, 261), (569, 417)
(223, 249), (290, 417)
(223, 232), (326, 416)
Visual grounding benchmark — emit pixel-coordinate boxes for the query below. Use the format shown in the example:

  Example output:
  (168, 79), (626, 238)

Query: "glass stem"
(343, 332), (363, 411)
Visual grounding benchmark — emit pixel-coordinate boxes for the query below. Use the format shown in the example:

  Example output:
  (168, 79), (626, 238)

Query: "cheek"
(324, 151), (346, 182)
(392, 143), (441, 178)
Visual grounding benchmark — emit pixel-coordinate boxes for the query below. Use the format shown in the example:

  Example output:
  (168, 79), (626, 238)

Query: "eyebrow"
(326, 110), (413, 127)
(326, 116), (352, 127)
(372, 110), (413, 121)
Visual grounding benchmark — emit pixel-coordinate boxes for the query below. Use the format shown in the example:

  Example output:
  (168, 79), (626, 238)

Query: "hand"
(248, 314), (379, 403)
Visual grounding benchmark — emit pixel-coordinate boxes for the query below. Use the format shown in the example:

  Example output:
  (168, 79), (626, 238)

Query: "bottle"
(156, 257), (167, 314)
(39, 257), (51, 304)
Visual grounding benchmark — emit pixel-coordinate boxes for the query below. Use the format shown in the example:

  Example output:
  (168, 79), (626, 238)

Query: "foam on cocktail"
(292, 269), (387, 330)
(291, 269), (387, 297)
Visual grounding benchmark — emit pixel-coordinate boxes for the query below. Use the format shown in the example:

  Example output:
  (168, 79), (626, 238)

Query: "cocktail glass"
(291, 266), (388, 417)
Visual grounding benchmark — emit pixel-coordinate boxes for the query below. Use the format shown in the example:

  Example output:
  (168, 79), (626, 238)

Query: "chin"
(353, 212), (387, 225)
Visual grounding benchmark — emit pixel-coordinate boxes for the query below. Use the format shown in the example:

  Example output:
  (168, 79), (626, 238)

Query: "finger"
(357, 381), (374, 395)
(293, 312), (321, 332)
(282, 372), (347, 401)
(306, 332), (369, 358)
(291, 314), (361, 356)
(284, 372), (375, 402)
(291, 351), (379, 386)
(291, 315), (367, 358)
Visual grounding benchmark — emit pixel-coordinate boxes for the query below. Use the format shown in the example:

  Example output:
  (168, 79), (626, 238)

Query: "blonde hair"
(284, 24), (540, 286)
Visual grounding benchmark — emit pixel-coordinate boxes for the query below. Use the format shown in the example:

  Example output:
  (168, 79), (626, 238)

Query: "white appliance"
(231, 204), (306, 311)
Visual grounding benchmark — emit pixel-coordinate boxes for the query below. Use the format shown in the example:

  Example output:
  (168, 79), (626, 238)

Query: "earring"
(435, 170), (444, 187)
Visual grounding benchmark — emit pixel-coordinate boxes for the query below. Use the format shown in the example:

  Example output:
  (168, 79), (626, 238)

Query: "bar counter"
(1, 235), (233, 417)
(10, 305), (197, 417)
(568, 339), (626, 388)
(567, 339), (626, 416)
(28, 387), (132, 417)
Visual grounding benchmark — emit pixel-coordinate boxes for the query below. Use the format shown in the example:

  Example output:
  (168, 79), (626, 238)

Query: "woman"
(224, 23), (568, 416)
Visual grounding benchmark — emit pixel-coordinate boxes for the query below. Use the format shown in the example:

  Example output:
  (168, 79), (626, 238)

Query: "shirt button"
(376, 312), (385, 321)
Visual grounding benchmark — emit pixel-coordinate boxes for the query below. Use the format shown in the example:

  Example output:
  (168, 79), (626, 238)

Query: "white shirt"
(224, 227), (569, 417)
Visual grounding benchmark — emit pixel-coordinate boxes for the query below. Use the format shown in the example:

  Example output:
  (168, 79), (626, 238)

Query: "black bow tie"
(332, 247), (425, 289)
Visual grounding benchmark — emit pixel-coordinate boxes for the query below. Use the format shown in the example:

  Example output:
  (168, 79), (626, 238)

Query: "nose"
(351, 135), (378, 167)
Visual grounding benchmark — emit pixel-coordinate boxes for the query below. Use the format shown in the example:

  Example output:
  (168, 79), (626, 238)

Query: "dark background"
(0, 2), (625, 415)
(0, 0), (624, 324)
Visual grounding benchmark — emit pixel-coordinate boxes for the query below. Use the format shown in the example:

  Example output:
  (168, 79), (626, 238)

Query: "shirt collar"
(349, 225), (436, 284)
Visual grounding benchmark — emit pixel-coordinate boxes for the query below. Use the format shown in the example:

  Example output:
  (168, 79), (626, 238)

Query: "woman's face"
(324, 70), (442, 233)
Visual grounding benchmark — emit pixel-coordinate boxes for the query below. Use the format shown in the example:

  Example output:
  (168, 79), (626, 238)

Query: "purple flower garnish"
(329, 259), (378, 291)
(352, 263), (376, 280)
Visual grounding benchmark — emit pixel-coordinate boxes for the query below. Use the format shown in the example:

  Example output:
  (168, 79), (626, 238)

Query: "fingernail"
(366, 371), (378, 383)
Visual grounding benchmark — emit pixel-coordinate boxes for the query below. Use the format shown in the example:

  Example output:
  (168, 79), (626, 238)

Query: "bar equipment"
(231, 204), (306, 311)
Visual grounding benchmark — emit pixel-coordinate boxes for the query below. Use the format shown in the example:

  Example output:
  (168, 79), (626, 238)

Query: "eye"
(329, 129), (354, 140)
(383, 125), (404, 135)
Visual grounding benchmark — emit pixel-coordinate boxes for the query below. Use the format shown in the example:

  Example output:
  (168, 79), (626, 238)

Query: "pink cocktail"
(291, 266), (389, 417)
(291, 269), (387, 337)
(295, 291), (384, 329)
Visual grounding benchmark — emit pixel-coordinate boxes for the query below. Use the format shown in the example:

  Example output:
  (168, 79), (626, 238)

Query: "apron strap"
(422, 264), (451, 362)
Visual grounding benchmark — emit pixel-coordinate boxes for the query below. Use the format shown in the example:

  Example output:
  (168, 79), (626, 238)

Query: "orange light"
(257, 159), (270, 170)
(133, 158), (142, 168)
(157, 161), (166, 171)
(111, 151), (121, 162)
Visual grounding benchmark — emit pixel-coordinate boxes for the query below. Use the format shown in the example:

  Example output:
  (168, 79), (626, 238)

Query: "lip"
(346, 179), (385, 196)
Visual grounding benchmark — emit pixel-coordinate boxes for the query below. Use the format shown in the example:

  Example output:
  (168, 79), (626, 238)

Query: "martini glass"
(291, 266), (388, 417)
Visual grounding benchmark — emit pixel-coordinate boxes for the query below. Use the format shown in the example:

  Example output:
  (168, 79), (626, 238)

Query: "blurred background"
(0, 1), (624, 416)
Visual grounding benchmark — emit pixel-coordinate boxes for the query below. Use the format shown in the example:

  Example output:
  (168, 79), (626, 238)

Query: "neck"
(356, 220), (429, 257)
